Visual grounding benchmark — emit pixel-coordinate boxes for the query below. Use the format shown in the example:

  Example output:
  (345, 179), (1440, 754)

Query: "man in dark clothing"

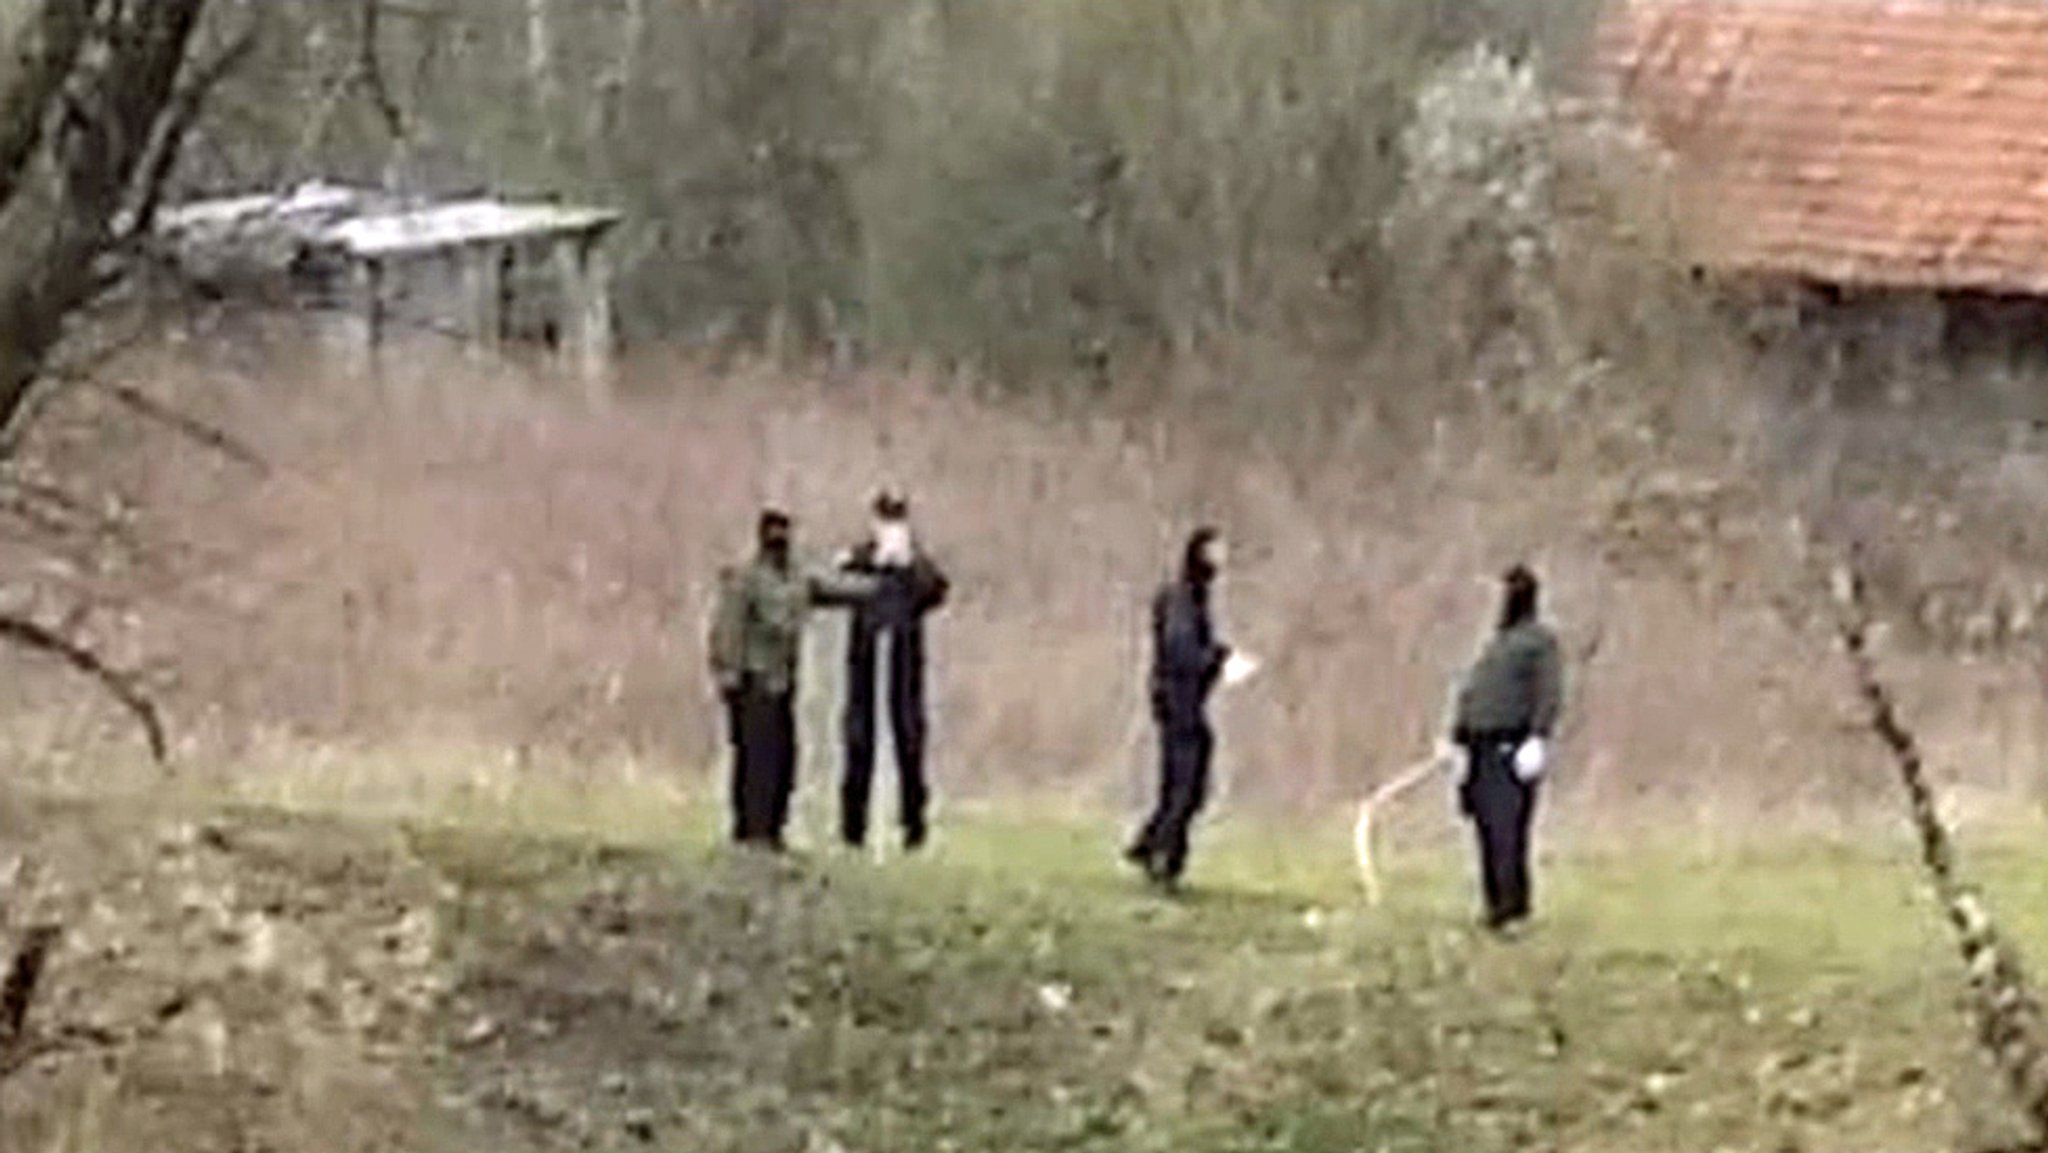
(1125, 527), (1237, 891)
(708, 509), (873, 851)
(836, 490), (951, 852)
(1450, 564), (1565, 933)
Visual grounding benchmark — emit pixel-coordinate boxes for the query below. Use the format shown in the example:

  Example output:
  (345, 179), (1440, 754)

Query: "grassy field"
(3, 777), (2041, 1153)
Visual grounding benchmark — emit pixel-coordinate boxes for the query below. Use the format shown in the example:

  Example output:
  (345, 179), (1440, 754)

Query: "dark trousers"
(727, 685), (796, 846)
(1459, 738), (1539, 926)
(840, 625), (928, 847)
(1130, 708), (1214, 881)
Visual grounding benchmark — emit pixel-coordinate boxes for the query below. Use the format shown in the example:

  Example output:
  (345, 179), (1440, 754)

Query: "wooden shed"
(154, 182), (622, 384)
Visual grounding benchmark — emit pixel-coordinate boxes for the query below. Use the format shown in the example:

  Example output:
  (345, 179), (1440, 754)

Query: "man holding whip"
(1354, 564), (1564, 933)
(1448, 564), (1563, 933)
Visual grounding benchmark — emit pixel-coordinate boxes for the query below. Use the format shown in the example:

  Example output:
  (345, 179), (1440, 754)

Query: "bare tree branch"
(288, 0), (410, 181)
(0, 0), (95, 209)
(358, 0), (407, 144)
(1830, 554), (2048, 1147)
(123, 9), (263, 243)
(89, 379), (269, 476)
(10, 304), (272, 475)
(0, 924), (60, 1044)
(0, 613), (166, 763)
(0, 0), (211, 445)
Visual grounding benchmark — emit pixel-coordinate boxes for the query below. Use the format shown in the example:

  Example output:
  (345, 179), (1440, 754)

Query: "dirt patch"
(0, 793), (486, 1153)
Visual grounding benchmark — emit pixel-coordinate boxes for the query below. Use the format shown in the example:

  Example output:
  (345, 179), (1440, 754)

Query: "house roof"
(155, 182), (621, 265)
(1595, 0), (2048, 295)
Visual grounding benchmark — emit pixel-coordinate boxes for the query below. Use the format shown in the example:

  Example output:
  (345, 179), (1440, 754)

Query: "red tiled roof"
(1595, 0), (2048, 294)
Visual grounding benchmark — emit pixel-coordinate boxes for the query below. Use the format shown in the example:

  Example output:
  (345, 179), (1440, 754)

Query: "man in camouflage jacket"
(709, 508), (874, 851)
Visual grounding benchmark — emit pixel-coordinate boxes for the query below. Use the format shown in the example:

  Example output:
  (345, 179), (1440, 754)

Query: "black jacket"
(840, 540), (949, 635)
(1150, 578), (1228, 719)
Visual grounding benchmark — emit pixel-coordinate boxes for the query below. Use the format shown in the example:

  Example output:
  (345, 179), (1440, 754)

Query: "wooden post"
(556, 229), (614, 402)
(463, 242), (504, 352)
(580, 234), (614, 383)
(349, 257), (386, 378)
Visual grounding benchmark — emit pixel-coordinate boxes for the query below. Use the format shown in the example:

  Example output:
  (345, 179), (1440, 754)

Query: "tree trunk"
(526, 0), (558, 158)
(621, 0), (644, 90)
(0, 0), (211, 442)
(0, 0), (95, 209)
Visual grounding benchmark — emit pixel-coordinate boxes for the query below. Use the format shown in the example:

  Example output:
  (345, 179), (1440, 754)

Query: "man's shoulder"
(727, 559), (795, 592)
(1509, 621), (1562, 655)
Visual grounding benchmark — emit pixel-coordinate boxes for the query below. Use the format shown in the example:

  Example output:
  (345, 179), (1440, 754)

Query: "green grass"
(12, 768), (2041, 1151)
(403, 797), (2046, 1153)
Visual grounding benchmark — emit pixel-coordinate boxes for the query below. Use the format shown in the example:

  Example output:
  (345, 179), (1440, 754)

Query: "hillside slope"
(2, 787), (2039, 1152)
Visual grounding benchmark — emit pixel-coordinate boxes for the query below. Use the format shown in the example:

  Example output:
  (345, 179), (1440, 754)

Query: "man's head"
(1499, 563), (1540, 629)
(871, 489), (916, 566)
(872, 489), (910, 523)
(1183, 526), (1224, 588)
(758, 508), (793, 569)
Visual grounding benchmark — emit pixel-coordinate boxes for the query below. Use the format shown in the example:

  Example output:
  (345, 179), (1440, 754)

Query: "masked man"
(709, 508), (874, 851)
(1126, 527), (1255, 891)
(836, 491), (950, 852)
(1449, 564), (1565, 934)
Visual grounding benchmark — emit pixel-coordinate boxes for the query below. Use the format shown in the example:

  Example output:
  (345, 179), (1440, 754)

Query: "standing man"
(708, 508), (873, 852)
(1125, 527), (1253, 892)
(836, 490), (950, 853)
(1449, 564), (1564, 935)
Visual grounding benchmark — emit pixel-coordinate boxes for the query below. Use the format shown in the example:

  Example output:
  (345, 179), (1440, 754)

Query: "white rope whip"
(1353, 748), (1456, 906)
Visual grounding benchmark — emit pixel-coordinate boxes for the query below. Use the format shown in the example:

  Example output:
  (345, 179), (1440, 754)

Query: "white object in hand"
(1221, 651), (1261, 687)
(873, 521), (916, 567)
(1513, 737), (1547, 782)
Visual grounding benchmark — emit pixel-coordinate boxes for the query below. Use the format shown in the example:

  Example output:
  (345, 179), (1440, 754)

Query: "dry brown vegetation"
(0, 302), (2035, 848)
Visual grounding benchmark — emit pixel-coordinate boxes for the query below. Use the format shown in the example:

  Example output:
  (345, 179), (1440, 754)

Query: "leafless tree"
(0, 0), (239, 764)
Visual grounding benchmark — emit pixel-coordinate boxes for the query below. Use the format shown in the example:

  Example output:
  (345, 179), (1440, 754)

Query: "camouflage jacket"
(708, 556), (873, 698)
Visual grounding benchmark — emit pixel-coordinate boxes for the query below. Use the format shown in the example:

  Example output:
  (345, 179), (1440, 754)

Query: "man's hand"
(1513, 737), (1547, 782)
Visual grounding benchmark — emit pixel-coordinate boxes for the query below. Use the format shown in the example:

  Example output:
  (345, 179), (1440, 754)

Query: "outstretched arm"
(807, 566), (880, 609)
